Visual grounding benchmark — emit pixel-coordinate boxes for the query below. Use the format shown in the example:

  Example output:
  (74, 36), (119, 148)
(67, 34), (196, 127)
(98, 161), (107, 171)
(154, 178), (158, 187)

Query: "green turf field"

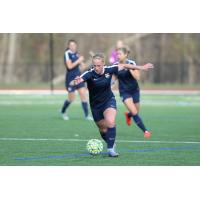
(0, 92), (200, 165)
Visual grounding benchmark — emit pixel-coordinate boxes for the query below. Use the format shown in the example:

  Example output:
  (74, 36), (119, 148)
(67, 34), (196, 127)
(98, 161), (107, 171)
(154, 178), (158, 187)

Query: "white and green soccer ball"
(86, 139), (103, 155)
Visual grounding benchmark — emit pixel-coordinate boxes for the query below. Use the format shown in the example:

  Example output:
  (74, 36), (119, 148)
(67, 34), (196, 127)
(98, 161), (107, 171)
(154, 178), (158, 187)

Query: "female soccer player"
(115, 47), (153, 138)
(61, 39), (92, 120)
(70, 53), (153, 157)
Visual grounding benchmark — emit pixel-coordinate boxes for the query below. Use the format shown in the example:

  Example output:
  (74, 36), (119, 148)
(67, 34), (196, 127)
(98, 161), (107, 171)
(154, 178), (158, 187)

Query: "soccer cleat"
(124, 112), (132, 126)
(108, 148), (119, 157)
(85, 115), (93, 121)
(62, 113), (69, 120)
(144, 131), (151, 139)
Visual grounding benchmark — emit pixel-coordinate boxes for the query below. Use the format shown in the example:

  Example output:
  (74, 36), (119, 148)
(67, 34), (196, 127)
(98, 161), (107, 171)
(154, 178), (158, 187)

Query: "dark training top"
(64, 49), (81, 82)
(114, 59), (139, 94)
(81, 65), (118, 108)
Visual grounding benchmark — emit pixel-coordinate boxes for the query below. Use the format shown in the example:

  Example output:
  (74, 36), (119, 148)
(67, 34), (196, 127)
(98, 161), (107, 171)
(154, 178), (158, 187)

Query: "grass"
(0, 93), (200, 165)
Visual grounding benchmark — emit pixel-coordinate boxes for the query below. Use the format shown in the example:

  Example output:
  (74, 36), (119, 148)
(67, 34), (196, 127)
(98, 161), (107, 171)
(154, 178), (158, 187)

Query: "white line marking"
(0, 138), (88, 142)
(1, 137), (200, 144)
(118, 140), (200, 144)
(0, 100), (200, 106)
(0, 89), (200, 95)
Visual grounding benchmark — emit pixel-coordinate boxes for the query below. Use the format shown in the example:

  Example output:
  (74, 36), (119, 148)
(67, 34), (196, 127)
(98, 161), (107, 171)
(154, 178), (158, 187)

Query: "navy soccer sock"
(105, 127), (116, 149)
(100, 132), (107, 143)
(128, 112), (132, 118)
(132, 114), (147, 132)
(61, 100), (71, 113)
(81, 101), (89, 117)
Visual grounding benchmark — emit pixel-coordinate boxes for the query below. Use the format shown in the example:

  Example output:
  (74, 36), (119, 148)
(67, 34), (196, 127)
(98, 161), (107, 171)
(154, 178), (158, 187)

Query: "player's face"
(93, 59), (104, 74)
(117, 50), (127, 62)
(68, 42), (77, 52)
(116, 40), (124, 49)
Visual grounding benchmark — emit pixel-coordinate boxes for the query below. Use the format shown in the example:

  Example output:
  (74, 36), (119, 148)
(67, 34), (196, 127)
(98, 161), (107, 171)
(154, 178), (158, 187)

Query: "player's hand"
(141, 63), (154, 71)
(69, 76), (82, 86)
(74, 76), (82, 85)
(69, 80), (75, 86)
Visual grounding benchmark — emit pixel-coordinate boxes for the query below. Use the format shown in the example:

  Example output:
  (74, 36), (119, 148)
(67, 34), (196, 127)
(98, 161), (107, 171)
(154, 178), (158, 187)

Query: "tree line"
(0, 33), (199, 85)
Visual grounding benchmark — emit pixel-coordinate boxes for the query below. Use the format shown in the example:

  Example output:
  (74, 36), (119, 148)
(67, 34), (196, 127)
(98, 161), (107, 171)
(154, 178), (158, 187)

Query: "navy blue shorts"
(120, 89), (140, 103)
(91, 97), (117, 122)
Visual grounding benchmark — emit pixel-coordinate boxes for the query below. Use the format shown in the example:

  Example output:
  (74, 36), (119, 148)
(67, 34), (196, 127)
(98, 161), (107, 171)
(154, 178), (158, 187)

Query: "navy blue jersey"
(115, 59), (139, 94)
(80, 65), (118, 108)
(64, 49), (81, 81)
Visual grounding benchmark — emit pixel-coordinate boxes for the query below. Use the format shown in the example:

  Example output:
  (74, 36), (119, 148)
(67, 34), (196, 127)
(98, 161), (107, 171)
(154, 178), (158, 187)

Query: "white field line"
(0, 100), (199, 106)
(0, 89), (200, 95)
(1, 137), (200, 144)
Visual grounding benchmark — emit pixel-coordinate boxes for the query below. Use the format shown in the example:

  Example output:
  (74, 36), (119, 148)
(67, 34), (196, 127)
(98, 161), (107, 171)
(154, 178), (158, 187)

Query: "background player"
(115, 47), (153, 138)
(61, 39), (92, 120)
(109, 40), (125, 64)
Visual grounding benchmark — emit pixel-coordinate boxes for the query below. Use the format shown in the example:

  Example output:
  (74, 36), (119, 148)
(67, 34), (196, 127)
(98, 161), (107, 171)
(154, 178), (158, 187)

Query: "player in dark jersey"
(70, 53), (153, 157)
(115, 47), (154, 138)
(61, 39), (92, 120)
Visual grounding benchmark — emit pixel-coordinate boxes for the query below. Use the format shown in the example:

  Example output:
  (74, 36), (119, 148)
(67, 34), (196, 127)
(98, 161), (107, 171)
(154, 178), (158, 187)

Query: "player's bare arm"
(130, 69), (140, 80)
(118, 63), (154, 71)
(66, 56), (84, 70)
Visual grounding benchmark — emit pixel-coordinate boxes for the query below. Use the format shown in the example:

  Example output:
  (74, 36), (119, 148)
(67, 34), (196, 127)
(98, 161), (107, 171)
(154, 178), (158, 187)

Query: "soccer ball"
(86, 139), (103, 155)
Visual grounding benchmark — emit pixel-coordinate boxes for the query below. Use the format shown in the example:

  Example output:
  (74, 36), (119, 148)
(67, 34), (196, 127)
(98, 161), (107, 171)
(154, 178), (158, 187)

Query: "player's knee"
(80, 95), (87, 102)
(99, 127), (107, 133)
(97, 124), (107, 133)
(131, 110), (138, 116)
(68, 99), (74, 103)
(68, 96), (75, 102)
(106, 119), (115, 128)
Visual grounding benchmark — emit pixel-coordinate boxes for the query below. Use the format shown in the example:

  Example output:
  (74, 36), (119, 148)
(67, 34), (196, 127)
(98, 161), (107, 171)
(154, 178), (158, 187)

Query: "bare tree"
(183, 34), (196, 84)
(5, 33), (17, 83)
(0, 34), (8, 82)
(159, 34), (167, 82)
(0, 33), (200, 85)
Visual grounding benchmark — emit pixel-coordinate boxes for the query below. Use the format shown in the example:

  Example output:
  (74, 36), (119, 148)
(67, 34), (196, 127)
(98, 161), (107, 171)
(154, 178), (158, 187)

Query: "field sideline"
(0, 90), (200, 165)
(0, 89), (200, 95)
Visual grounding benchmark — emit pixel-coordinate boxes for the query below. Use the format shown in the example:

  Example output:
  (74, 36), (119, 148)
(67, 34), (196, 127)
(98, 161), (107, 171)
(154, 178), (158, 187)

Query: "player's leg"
(103, 107), (119, 157)
(124, 91), (139, 125)
(104, 107), (117, 128)
(124, 97), (137, 125)
(92, 97), (118, 157)
(135, 102), (140, 113)
(77, 86), (93, 120)
(61, 78), (76, 120)
(95, 119), (107, 143)
(133, 92), (151, 138)
(91, 106), (107, 143)
(124, 98), (151, 138)
(122, 94), (133, 126)
(61, 91), (75, 120)
(124, 102), (140, 125)
(124, 97), (138, 115)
